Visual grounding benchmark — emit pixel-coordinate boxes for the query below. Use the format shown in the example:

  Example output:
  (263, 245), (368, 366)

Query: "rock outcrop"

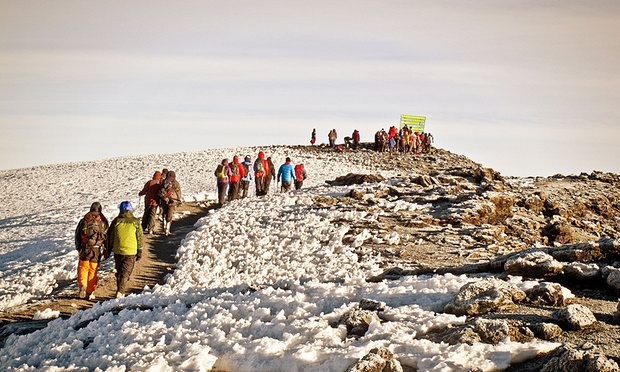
(444, 278), (526, 316)
(346, 347), (403, 372)
(553, 304), (597, 330)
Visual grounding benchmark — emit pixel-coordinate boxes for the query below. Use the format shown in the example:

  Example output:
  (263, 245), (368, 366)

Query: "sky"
(1, 0), (619, 176)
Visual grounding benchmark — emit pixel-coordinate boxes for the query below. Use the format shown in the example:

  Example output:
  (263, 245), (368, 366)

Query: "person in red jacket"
(253, 151), (269, 196)
(138, 171), (161, 234)
(352, 129), (360, 150)
(228, 156), (245, 201)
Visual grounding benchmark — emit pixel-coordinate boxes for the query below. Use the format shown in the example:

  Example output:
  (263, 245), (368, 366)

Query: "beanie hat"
(119, 201), (134, 212)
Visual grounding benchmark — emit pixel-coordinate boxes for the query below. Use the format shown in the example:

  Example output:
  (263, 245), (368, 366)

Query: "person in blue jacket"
(277, 157), (296, 193)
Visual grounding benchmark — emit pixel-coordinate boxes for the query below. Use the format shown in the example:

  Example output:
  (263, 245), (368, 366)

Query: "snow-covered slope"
(0, 146), (558, 371)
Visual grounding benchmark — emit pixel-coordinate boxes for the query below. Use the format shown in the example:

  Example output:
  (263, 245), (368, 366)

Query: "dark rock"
(340, 308), (380, 337)
(349, 189), (366, 200)
(359, 299), (386, 312)
(602, 266), (620, 291)
(411, 175), (438, 188)
(553, 304), (597, 330)
(613, 302), (620, 324)
(541, 346), (619, 372)
(444, 278), (526, 316)
(563, 262), (601, 281)
(525, 282), (567, 306)
(542, 221), (576, 245)
(528, 322), (563, 340)
(550, 241), (607, 263)
(472, 318), (509, 344)
(346, 346), (403, 372)
(327, 173), (385, 186)
(504, 251), (564, 277)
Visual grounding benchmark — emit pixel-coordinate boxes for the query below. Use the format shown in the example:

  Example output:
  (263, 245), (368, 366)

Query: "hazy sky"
(1, 1), (619, 175)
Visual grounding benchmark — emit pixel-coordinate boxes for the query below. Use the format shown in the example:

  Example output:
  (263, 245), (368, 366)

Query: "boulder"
(346, 347), (403, 372)
(339, 308), (380, 337)
(553, 304), (597, 330)
(613, 302), (620, 324)
(411, 175), (438, 188)
(444, 278), (526, 316)
(541, 347), (619, 372)
(472, 318), (509, 344)
(550, 242), (606, 263)
(563, 262), (601, 281)
(359, 299), (386, 312)
(504, 251), (564, 277)
(601, 266), (620, 291)
(542, 221), (576, 245)
(528, 322), (563, 340)
(348, 189), (366, 200)
(525, 282), (567, 306)
(439, 326), (482, 345)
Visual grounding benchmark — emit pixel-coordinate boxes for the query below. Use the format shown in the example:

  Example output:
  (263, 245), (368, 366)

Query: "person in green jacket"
(105, 201), (143, 298)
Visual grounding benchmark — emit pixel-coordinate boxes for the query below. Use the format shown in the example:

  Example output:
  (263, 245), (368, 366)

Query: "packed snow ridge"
(0, 146), (558, 371)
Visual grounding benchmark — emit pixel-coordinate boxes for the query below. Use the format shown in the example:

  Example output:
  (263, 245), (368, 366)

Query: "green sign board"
(400, 115), (426, 132)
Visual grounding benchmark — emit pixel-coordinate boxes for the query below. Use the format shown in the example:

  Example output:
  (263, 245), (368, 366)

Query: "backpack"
(215, 164), (227, 179)
(81, 212), (103, 247)
(255, 160), (264, 176)
(230, 163), (239, 176)
(294, 165), (304, 181)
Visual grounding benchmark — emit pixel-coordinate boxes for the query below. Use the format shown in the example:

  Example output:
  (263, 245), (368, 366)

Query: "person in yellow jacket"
(105, 201), (143, 298)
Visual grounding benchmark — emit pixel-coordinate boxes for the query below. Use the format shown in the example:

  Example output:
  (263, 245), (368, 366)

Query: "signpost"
(400, 115), (426, 132)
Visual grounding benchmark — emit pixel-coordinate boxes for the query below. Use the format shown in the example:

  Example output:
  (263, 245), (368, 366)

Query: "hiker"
(352, 129), (360, 150)
(344, 136), (352, 148)
(240, 155), (253, 198)
(105, 201), (142, 299)
(294, 163), (307, 190)
(159, 170), (182, 235)
(228, 156), (245, 201)
(328, 129), (337, 147)
(277, 157), (295, 193)
(138, 171), (161, 234)
(74, 202), (109, 300)
(214, 158), (231, 206)
(253, 151), (269, 196)
(311, 128), (316, 145)
(265, 156), (276, 194)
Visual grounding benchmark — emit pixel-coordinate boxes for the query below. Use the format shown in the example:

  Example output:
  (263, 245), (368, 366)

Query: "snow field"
(0, 146), (387, 311)
(0, 146), (561, 371)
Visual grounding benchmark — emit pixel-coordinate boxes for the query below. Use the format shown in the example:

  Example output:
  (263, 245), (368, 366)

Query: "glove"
(136, 248), (143, 262)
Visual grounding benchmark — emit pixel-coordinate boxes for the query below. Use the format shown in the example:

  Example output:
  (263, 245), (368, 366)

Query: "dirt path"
(0, 202), (213, 329)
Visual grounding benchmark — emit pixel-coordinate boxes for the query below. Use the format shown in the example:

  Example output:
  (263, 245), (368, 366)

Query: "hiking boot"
(115, 292), (125, 299)
(87, 293), (96, 300)
(77, 287), (86, 299)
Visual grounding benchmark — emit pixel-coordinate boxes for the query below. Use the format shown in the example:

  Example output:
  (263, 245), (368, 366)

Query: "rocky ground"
(306, 144), (620, 371)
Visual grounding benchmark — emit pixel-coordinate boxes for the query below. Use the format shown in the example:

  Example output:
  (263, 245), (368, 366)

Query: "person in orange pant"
(74, 202), (109, 300)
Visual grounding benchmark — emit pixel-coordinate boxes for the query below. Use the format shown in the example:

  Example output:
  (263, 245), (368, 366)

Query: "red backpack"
(294, 165), (304, 181)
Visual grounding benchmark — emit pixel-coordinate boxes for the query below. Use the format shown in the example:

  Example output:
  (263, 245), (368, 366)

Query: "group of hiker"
(74, 168), (181, 300)
(311, 127), (433, 154)
(74, 153), (308, 300)
(374, 126), (434, 154)
(214, 151), (307, 206)
(74, 200), (141, 300)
